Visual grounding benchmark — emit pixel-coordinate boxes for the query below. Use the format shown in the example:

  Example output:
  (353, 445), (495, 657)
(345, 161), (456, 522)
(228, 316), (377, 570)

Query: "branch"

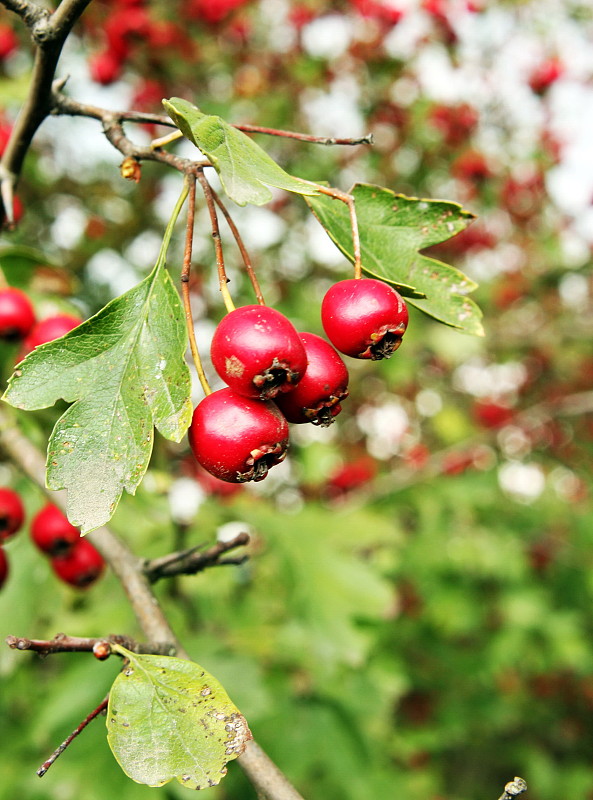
(0, 404), (306, 800)
(0, 0), (93, 222)
(6, 633), (176, 656)
(0, 0), (47, 29)
(231, 124), (373, 146)
(37, 696), (109, 777)
(143, 533), (250, 583)
(498, 777), (527, 800)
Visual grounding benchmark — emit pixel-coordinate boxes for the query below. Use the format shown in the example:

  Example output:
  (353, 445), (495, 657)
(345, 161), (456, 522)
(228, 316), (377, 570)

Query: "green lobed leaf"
(306, 183), (484, 335)
(2, 262), (192, 533)
(163, 97), (320, 206)
(107, 646), (252, 790)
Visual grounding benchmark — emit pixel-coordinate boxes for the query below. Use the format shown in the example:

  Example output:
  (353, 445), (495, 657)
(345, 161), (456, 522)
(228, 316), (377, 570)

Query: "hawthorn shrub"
(0, 1), (592, 800)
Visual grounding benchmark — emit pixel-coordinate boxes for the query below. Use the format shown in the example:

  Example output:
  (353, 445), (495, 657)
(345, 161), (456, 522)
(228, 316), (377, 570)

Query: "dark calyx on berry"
(303, 402), (344, 427)
(274, 332), (349, 426)
(365, 324), (407, 360)
(239, 441), (287, 482)
(252, 357), (302, 399)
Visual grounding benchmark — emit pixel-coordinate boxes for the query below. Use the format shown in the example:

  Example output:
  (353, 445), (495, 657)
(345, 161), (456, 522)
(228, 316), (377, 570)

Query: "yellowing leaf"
(107, 647), (252, 790)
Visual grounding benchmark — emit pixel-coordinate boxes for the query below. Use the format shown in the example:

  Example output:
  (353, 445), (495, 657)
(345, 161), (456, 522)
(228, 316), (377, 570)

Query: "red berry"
(189, 388), (289, 483)
(325, 455), (377, 497)
(0, 488), (25, 543)
(529, 58), (563, 95)
(210, 305), (307, 399)
(0, 23), (18, 61)
(321, 278), (408, 360)
(89, 49), (124, 85)
(0, 547), (8, 589)
(51, 538), (105, 588)
(275, 333), (349, 426)
(0, 288), (36, 341)
(30, 503), (80, 556)
(473, 400), (514, 430)
(23, 313), (81, 352)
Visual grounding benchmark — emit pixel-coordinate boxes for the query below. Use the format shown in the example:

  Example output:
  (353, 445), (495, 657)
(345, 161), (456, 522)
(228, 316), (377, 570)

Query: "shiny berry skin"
(211, 305), (307, 400)
(30, 503), (80, 557)
(189, 388), (289, 483)
(23, 313), (81, 352)
(0, 487), (25, 543)
(321, 278), (408, 360)
(0, 547), (8, 589)
(0, 288), (36, 341)
(51, 538), (105, 588)
(275, 333), (349, 426)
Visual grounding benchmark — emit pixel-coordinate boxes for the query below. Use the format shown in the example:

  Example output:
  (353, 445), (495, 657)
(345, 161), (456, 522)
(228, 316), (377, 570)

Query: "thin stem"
(196, 168), (236, 313)
(233, 124), (374, 147)
(211, 186), (266, 305)
(181, 174), (212, 396)
(305, 182), (362, 279)
(152, 129), (184, 149)
(143, 533), (250, 582)
(37, 696), (109, 777)
(155, 180), (190, 270)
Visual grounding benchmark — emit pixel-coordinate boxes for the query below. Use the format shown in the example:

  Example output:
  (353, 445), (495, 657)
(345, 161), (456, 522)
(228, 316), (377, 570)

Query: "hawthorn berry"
(275, 333), (349, 426)
(210, 305), (307, 399)
(30, 503), (80, 557)
(0, 547), (8, 590)
(325, 455), (377, 498)
(0, 487), (24, 543)
(321, 278), (408, 360)
(51, 538), (105, 588)
(89, 49), (124, 85)
(189, 387), (289, 483)
(0, 23), (18, 61)
(23, 313), (81, 352)
(0, 288), (36, 341)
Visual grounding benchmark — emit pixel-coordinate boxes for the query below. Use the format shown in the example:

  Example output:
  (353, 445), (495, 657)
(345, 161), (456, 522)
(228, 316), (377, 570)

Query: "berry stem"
(37, 696), (109, 777)
(155, 177), (189, 271)
(0, 265), (8, 290)
(151, 129), (184, 150)
(196, 168), (236, 313)
(210, 185), (266, 306)
(305, 182), (362, 279)
(181, 174), (212, 396)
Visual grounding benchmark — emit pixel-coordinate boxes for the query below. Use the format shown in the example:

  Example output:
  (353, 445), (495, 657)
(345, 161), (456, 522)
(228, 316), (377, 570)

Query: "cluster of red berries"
(31, 504), (105, 588)
(0, 486), (24, 590)
(0, 488), (104, 590)
(189, 277), (408, 484)
(86, 0), (249, 87)
(0, 285), (81, 353)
